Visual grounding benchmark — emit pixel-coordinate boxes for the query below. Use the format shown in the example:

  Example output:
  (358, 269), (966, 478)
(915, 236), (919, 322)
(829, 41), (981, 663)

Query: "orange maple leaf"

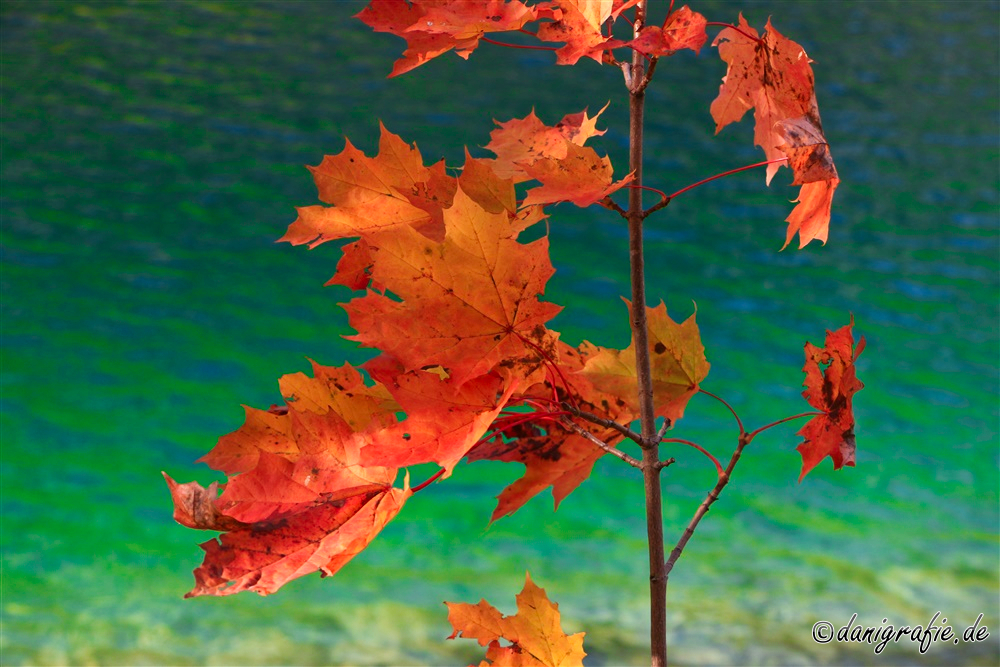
(280, 123), (456, 248)
(710, 16), (816, 181)
(343, 185), (562, 386)
(173, 474), (409, 597)
(520, 142), (634, 207)
(484, 106), (609, 182)
(197, 362), (397, 475)
(447, 572), (587, 667)
(326, 239), (382, 291)
(360, 355), (517, 476)
(459, 149), (518, 214)
(356, 0), (538, 77)
(796, 318), (865, 481)
(783, 177), (840, 250)
(535, 0), (617, 66)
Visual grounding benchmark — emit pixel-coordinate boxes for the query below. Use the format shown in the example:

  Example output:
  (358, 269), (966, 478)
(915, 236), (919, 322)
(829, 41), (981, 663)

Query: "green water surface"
(2, 1), (998, 665)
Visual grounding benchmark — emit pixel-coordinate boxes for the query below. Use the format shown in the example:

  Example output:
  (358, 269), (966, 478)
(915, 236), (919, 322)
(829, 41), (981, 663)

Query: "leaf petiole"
(481, 36), (558, 52)
(665, 157), (788, 202)
(698, 388), (745, 435)
(745, 411), (824, 442)
(660, 438), (724, 477)
(411, 468), (446, 493)
(705, 21), (763, 44)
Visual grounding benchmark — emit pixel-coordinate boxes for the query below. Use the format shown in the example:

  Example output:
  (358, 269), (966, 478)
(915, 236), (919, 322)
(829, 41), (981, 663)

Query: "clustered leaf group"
(165, 2), (861, 633)
(167, 111), (709, 597)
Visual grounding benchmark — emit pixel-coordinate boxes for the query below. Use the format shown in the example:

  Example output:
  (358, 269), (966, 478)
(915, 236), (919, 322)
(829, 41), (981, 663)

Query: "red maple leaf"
(360, 355), (517, 476)
(796, 318), (865, 481)
(356, 0), (538, 77)
(710, 16), (839, 248)
(165, 362), (411, 596)
(629, 5), (707, 56)
(168, 472), (410, 597)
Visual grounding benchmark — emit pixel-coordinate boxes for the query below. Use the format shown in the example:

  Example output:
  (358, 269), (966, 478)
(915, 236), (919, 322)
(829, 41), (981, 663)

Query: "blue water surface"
(2, 1), (998, 665)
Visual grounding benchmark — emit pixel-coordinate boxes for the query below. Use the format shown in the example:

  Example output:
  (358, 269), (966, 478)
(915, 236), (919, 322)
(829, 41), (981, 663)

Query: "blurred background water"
(2, 1), (997, 665)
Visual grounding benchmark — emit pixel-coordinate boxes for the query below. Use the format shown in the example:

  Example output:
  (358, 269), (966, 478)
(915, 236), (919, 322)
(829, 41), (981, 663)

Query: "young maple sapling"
(164, 2), (862, 665)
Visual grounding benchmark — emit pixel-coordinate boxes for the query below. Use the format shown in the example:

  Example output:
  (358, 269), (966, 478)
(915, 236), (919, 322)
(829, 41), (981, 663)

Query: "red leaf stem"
(667, 158), (788, 201)
(481, 36), (559, 52)
(515, 331), (576, 407)
(626, 183), (668, 200)
(412, 468), (446, 493)
(697, 388), (744, 435)
(660, 438), (724, 477)
(746, 411), (824, 442)
(705, 21), (762, 44)
(477, 411), (568, 448)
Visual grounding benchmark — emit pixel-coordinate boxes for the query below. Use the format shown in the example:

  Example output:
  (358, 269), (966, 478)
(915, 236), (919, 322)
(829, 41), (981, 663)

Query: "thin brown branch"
(562, 419), (642, 469)
(561, 402), (644, 445)
(620, 61), (632, 88)
(633, 55), (659, 95)
(644, 194), (671, 218)
(663, 432), (751, 579)
(656, 456), (676, 470)
(655, 418), (672, 440)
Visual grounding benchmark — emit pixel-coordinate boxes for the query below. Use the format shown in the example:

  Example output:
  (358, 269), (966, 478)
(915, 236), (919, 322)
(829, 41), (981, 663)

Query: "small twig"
(562, 402), (644, 446)
(599, 195), (629, 219)
(632, 55), (659, 95)
(656, 456), (676, 470)
(698, 388), (745, 435)
(655, 418), (672, 440)
(643, 194), (670, 218)
(663, 432), (751, 577)
(562, 419), (642, 468)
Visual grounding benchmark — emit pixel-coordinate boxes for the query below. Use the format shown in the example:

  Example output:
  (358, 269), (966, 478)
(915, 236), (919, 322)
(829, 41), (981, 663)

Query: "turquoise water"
(2, 1), (997, 665)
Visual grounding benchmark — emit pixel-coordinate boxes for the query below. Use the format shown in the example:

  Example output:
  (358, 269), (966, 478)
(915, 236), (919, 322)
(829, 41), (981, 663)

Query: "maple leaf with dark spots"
(796, 318), (865, 481)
